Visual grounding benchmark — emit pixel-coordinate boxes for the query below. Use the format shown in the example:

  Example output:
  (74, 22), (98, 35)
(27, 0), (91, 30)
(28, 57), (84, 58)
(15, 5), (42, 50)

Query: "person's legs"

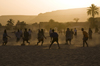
(23, 38), (25, 44)
(3, 38), (7, 45)
(37, 39), (41, 45)
(50, 37), (52, 43)
(85, 41), (88, 47)
(5, 41), (8, 45)
(74, 32), (77, 38)
(90, 34), (92, 39)
(4, 40), (8, 45)
(26, 39), (30, 45)
(85, 38), (88, 47)
(55, 38), (60, 49)
(83, 38), (85, 47)
(30, 34), (31, 39)
(74, 32), (76, 36)
(4, 39), (8, 45)
(37, 41), (40, 45)
(41, 39), (44, 46)
(69, 39), (71, 45)
(83, 40), (85, 47)
(83, 37), (88, 47)
(29, 35), (31, 40)
(49, 40), (54, 49)
(66, 39), (68, 45)
(56, 41), (60, 49)
(16, 38), (20, 42)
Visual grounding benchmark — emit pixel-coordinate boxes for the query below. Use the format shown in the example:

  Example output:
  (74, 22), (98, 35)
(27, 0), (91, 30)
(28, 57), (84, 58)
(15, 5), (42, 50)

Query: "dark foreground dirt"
(0, 44), (100, 66)
(0, 30), (100, 66)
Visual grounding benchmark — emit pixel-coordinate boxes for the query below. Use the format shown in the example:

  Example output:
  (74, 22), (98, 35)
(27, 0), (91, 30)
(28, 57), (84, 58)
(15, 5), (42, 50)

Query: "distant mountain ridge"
(0, 7), (100, 25)
(31, 7), (100, 23)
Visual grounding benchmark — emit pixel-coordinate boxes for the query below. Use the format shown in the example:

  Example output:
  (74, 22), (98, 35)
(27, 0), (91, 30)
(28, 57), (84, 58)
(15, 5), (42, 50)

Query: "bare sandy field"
(0, 30), (100, 66)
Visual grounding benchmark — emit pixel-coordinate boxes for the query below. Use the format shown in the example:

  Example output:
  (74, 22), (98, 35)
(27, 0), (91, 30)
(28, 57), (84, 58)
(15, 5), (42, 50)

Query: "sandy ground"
(0, 30), (100, 66)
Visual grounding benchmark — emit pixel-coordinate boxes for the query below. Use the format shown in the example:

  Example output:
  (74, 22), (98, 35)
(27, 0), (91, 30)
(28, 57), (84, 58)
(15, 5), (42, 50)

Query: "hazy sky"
(0, 0), (100, 15)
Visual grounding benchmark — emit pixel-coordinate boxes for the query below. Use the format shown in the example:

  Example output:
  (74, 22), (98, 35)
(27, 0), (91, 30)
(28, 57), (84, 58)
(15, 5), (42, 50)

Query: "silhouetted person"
(49, 28), (52, 42)
(16, 29), (21, 42)
(74, 28), (77, 36)
(28, 29), (32, 40)
(88, 28), (92, 39)
(49, 29), (60, 49)
(22, 28), (30, 45)
(2, 29), (11, 46)
(37, 29), (41, 40)
(20, 29), (23, 38)
(37, 29), (46, 46)
(40, 29), (46, 45)
(41, 29), (44, 36)
(81, 28), (88, 47)
(95, 27), (99, 33)
(66, 28), (72, 45)
(71, 29), (74, 39)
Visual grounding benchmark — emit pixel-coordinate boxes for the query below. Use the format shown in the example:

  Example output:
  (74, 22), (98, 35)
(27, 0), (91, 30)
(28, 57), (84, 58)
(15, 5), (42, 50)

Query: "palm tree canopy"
(87, 4), (99, 18)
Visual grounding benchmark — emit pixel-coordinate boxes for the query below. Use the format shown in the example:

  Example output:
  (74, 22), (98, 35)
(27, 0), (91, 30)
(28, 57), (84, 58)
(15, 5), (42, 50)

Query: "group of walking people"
(3, 28), (32, 46)
(2, 27), (93, 49)
(65, 28), (93, 47)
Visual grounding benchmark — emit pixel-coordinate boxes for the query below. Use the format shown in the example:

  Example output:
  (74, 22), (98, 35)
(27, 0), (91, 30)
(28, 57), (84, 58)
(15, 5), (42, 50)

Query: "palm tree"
(87, 4), (99, 28)
(87, 4), (99, 18)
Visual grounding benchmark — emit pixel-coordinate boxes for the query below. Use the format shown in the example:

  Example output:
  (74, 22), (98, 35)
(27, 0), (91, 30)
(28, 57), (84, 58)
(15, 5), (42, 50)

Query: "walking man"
(28, 29), (32, 40)
(81, 28), (88, 47)
(20, 29), (23, 38)
(16, 29), (21, 42)
(49, 29), (60, 49)
(49, 28), (52, 42)
(22, 28), (30, 45)
(37, 29), (46, 46)
(66, 28), (72, 45)
(74, 28), (77, 37)
(2, 29), (11, 46)
(88, 28), (92, 39)
(71, 29), (74, 39)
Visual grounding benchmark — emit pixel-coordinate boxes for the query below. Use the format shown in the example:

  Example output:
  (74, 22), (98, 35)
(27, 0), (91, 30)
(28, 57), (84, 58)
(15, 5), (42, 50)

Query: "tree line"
(0, 4), (99, 30)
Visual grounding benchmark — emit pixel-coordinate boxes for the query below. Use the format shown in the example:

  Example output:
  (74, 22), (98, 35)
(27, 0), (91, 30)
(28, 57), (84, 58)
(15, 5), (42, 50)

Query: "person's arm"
(7, 35), (11, 38)
(43, 34), (46, 39)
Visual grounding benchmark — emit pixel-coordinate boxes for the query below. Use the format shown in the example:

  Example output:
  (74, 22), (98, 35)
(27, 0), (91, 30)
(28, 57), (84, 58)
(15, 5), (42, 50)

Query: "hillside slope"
(0, 7), (100, 25)
(32, 7), (100, 22)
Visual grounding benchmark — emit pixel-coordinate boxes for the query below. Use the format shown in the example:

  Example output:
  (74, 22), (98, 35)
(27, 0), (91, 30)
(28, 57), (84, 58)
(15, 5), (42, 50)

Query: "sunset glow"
(0, 0), (100, 15)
